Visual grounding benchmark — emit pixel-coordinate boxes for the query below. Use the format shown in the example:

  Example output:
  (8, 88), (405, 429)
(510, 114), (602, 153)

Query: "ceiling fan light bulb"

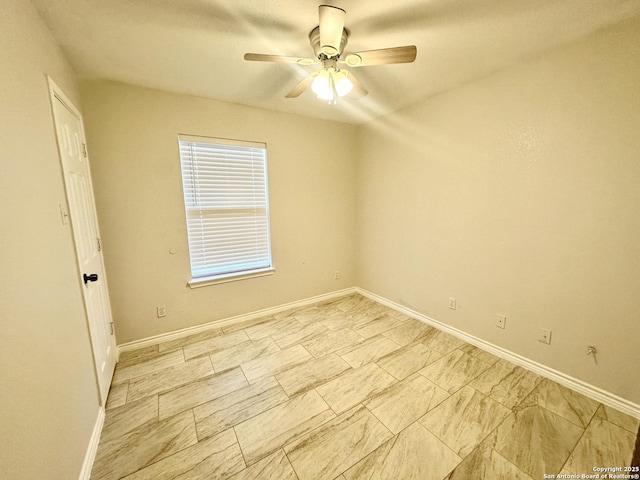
(311, 70), (332, 99)
(334, 72), (353, 97)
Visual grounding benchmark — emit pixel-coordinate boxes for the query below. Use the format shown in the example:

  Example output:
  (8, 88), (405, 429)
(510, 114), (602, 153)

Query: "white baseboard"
(356, 287), (640, 419)
(118, 287), (357, 353)
(79, 406), (105, 480)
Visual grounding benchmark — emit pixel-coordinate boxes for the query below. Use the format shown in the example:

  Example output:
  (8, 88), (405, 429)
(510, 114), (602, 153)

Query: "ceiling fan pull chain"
(329, 72), (337, 105)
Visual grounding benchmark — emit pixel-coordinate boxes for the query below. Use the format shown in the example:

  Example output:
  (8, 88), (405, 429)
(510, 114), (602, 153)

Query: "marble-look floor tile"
(369, 304), (400, 319)
(316, 362), (397, 414)
(157, 328), (223, 353)
(338, 299), (388, 322)
(564, 416), (636, 474)
(285, 405), (393, 480)
(241, 344), (312, 383)
(385, 310), (413, 321)
(445, 441), (533, 480)
(343, 421), (462, 480)
(364, 373), (449, 434)
(271, 322), (328, 349)
(228, 449), (297, 480)
(521, 378), (599, 428)
(92, 411), (197, 480)
(419, 350), (492, 393)
(121, 428), (245, 480)
(127, 356), (214, 402)
(333, 294), (376, 313)
(302, 328), (364, 358)
(100, 395), (158, 443)
(222, 315), (275, 334)
(594, 404), (640, 434)
(244, 316), (302, 341)
(458, 344), (500, 365)
(350, 306), (394, 328)
(193, 376), (288, 441)
(209, 337), (280, 373)
(422, 330), (466, 355)
(353, 314), (406, 339)
(275, 353), (351, 397)
(105, 382), (128, 410)
(315, 296), (345, 309)
(182, 330), (250, 360)
(319, 310), (360, 331)
(377, 341), (442, 380)
(337, 335), (402, 369)
(420, 385), (511, 457)
(469, 359), (541, 409)
(271, 305), (306, 320)
(118, 345), (159, 366)
(490, 405), (584, 478)
(291, 306), (325, 326)
(234, 389), (335, 465)
(159, 367), (248, 420)
(112, 349), (185, 385)
(93, 294), (638, 480)
(382, 320), (437, 346)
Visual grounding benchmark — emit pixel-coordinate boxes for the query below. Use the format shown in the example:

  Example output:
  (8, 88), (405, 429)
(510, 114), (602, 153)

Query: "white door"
(49, 79), (116, 404)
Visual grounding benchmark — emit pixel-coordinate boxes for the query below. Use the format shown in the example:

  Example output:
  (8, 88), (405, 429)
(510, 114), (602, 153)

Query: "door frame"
(47, 77), (117, 405)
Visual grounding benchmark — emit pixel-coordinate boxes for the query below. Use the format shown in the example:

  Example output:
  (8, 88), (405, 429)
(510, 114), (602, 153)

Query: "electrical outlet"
(157, 305), (167, 318)
(334, 270), (340, 280)
(539, 328), (552, 345)
(448, 297), (456, 310)
(496, 314), (506, 329)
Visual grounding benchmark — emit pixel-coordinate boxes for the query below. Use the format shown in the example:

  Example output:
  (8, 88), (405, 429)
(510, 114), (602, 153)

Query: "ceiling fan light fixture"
(311, 70), (332, 99)
(334, 70), (353, 97)
(311, 68), (353, 103)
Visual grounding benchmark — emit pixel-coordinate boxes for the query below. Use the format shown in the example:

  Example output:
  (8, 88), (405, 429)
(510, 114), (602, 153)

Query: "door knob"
(83, 273), (98, 284)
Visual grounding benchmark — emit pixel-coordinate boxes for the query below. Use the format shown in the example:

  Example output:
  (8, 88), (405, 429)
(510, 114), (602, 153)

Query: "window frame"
(178, 134), (275, 288)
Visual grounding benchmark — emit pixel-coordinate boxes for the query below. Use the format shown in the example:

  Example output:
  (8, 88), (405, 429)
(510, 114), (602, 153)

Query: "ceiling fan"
(244, 5), (417, 104)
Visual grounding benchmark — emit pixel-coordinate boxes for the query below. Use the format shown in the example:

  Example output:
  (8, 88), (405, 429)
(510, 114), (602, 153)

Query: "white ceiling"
(32, 0), (640, 124)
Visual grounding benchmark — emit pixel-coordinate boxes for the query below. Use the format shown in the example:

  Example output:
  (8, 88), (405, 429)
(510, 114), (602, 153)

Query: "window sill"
(188, 267), (275, 288)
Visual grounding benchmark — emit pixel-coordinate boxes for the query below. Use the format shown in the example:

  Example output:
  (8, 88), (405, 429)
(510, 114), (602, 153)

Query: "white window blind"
(178, 135), (273, 283)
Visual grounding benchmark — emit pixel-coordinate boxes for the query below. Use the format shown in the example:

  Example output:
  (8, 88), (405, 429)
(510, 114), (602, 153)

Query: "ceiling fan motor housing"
(309, 26), (349, 58)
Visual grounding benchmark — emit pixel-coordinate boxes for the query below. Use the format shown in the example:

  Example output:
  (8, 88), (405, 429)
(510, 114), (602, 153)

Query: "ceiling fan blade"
(244, 53), (318, 65)
(285, 75), (313, 98)
(342, 46), (417, 67)
(347, 71), (368, 98)
(319, 5), (346, 57)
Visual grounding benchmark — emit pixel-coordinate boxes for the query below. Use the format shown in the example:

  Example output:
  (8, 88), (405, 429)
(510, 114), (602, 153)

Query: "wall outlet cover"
(448, 297), (457, 310)
(539, 328), (552, 345)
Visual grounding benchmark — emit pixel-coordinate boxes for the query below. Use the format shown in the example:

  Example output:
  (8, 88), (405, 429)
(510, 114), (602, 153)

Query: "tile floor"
(92, 294), (640, 479)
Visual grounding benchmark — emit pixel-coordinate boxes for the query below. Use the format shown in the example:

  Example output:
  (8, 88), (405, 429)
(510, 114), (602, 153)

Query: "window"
(178, 135), (273, 287)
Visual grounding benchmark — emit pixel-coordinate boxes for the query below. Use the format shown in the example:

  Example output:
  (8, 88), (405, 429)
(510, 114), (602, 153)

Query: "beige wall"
(80, 81), (357, 343)
(0, 0), (101, 478)
(356, 16), (640, 404)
